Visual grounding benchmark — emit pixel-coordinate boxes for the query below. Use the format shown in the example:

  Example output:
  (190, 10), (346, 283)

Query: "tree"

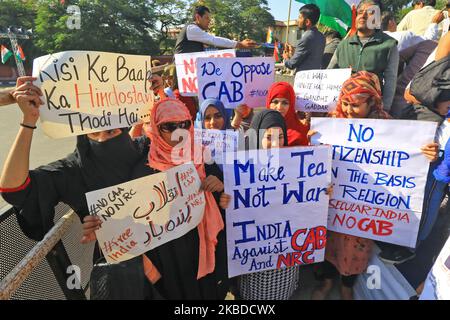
(0, 0), (41, 69)
(152, 0), (191, 54)
(381, 0), (410, 13)
(34, 0), (160, 55)
(192, 0), (275, 43)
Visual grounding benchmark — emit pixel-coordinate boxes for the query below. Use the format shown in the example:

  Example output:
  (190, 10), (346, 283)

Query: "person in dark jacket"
(283, 4), (326, 74)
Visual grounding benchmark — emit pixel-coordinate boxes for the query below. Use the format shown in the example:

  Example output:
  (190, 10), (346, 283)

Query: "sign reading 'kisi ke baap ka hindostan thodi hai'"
(33, 51), (154, 138)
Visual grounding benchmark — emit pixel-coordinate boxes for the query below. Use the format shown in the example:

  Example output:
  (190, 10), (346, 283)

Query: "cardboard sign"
(224, 146), (332, 277)
(311, 118), (437, 247)
(194, 128), (239, 165)
(197, 57), (275, 109)
(294, 68), (351, 112)
(175, 49), (236, 97)
(85, 163), (205, 263)
(33, 51), (154, 138)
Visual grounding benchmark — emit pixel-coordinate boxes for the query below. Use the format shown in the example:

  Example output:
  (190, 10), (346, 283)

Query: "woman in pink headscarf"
(143, 98), (231, 299)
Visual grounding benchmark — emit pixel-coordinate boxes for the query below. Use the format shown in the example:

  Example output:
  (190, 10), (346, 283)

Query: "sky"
(267, 0), (304, 22)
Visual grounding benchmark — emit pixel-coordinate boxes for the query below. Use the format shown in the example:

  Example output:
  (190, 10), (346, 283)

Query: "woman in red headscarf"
(266, 82), (309, 146)
(311, 71), (439, 300)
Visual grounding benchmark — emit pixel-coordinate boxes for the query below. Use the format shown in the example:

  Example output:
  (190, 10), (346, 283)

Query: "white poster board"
(175, 49), (236, 97)
(85, 163), (205, 263)
(294, 68), (351, 112)
(197, 57), (275, 109)
(311, 118), (437, 247)
(224, 146), (332, 277)
(33, 51), (154, 138)
(194, 128), (239, 165)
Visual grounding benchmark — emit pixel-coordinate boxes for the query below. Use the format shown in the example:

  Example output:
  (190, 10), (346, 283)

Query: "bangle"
(20, 123), (37, 130)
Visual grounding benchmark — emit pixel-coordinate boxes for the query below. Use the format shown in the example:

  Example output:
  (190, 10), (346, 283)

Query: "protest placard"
(197, 57), (275, 109)
(294, 68), (351, 112)
(175, 49), (236, 97)
(311, 118), (437, 247)
(194, 128), (239, 165)
(85, 163), (205, 264)
(223, 146), (332, 277)
(33, 51), (154, 138)
(420, 235), (450, 300)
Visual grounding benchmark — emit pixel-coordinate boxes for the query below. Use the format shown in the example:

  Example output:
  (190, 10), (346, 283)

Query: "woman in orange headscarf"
(143, 98), (231, 299)
(266, 82), (309, 146)
(312, 71), (438, 300)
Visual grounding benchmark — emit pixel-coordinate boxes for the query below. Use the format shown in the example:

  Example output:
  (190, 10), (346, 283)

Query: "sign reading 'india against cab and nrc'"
(311, 118), (437, 248)
(85, 163), (205, 264)
(224, 146), (332, 277)
(33, 51), (154, 138)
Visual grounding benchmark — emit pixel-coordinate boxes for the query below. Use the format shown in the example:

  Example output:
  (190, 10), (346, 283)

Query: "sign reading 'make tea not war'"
(85, 163), (205, 264)
(175, 49), (236, 97)
(294, 68), (351, 112)
(224, 146), (332, 277)
(197, 57), (275, 109)
(33, 51), (154, 138)
(311, 118), (437, 248)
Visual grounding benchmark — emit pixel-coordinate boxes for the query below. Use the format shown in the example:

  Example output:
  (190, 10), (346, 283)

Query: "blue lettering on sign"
(332, 145), (410, 168)
(233, 220), (256, 244)
(290, 150), (327, 178)
(340, 184), (411, 210)
(231, 61), (273, 84)
(201, 81), (243, 103)
(234, 159), (255, 186)
(200, 61), (222, 76)
(348, 124), (375, 143)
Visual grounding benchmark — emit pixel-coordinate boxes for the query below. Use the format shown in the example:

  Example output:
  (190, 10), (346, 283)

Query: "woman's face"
(261, 127), (285, 149)
(158, 120), (191, 147)
(341, 98), (372, 118)
(204, 106), (225, 130)
(87, 129), (122, 142)
(269, 98), (290, 117)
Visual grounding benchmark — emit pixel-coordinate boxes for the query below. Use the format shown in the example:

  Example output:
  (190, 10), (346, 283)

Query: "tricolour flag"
(16, 45), (26, 62)
(1, 45), (12, 64)
(266, 27), (273, 44)
(296, 0), (360, 37)
(273, 41), (282, 62)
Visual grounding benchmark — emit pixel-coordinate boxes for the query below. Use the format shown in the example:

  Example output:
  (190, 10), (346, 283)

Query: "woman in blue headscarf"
(197, 98), (232, 130)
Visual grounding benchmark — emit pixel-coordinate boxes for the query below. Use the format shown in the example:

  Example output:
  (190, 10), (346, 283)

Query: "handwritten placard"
(33, 51), (154, 138)
(224, 146), (332, 277)
(85, 163), (205, 264)
(197, 57), (275, 109)
(311, 118), (437, 247)
(194, 128), (239, 165)
(175, 49), (235, 97)
(294, 69), (351, 112)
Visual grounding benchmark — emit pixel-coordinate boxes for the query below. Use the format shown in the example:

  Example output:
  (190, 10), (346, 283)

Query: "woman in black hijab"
(240, 109), (302, 300)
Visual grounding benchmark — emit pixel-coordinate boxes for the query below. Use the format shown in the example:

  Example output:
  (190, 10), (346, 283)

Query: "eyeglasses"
(158, 120), (192, 133)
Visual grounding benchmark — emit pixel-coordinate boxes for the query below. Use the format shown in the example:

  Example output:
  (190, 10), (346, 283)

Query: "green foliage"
(192, 0), (275, 42)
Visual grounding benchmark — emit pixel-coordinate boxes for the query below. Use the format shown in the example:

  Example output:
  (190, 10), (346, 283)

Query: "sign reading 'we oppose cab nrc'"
(197, 57), (275, 109)
(33, 51), (154, 138)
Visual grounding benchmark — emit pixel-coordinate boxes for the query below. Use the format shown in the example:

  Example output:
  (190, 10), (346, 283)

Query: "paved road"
(0, 103), (76, 209)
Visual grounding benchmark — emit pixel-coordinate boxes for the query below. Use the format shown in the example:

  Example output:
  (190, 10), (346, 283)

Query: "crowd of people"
(0, 0), (449, 300)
